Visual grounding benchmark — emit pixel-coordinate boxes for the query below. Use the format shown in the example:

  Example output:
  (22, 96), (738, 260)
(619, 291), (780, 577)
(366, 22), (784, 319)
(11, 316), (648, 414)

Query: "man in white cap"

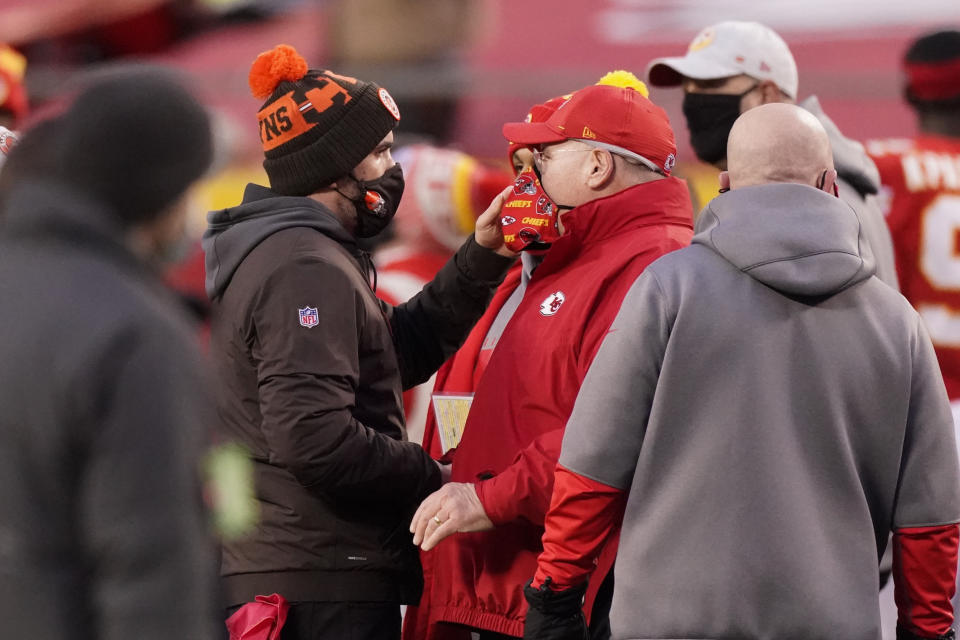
(646, 20), (900, 289)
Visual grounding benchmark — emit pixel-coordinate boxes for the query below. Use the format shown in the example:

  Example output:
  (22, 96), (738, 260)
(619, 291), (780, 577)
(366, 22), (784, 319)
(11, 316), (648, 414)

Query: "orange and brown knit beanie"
(249, 44), (401, 196)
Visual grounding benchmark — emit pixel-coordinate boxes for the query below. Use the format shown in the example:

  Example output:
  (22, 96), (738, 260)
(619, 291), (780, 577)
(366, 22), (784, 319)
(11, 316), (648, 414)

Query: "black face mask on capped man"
(682, 83), (758, 165)
(341, 163), (405, 238)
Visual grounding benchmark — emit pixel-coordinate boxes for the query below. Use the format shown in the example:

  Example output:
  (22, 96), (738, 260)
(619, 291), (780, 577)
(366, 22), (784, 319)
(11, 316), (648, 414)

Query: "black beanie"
(249, 44), (401, 196)
(58, 68), (213, 227)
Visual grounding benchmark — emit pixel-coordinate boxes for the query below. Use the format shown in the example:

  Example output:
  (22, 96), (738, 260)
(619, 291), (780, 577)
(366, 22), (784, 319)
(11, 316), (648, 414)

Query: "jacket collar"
(203, 183), (367, 300)
(545, 177), (693, 263)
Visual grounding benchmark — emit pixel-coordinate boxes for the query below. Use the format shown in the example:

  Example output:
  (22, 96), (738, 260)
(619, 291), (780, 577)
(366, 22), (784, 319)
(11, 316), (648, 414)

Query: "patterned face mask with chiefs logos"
(499, 168), (561, 252)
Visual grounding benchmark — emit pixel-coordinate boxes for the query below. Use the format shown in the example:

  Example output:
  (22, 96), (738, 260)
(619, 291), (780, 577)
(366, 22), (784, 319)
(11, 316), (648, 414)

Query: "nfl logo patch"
(298, 306), (319, 328)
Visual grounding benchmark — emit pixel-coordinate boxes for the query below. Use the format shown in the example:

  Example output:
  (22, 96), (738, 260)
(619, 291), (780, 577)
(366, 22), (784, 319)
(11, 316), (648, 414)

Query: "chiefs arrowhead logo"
(539, 291), (566, 317)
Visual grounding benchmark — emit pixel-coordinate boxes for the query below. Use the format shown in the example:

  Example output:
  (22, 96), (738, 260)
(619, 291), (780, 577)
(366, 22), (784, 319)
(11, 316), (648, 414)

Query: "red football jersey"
(373, 246), (451, 445)
(869, 135), (960, 399)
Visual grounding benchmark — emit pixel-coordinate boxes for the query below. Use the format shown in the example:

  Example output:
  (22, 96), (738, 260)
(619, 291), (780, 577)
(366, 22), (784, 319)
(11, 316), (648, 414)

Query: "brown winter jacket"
(203, 183), (513, 606)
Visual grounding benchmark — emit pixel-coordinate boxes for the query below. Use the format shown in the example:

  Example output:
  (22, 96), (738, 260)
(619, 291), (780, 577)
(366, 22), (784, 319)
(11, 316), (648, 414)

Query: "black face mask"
(682, 84), (758, 165)
(342, 163), (405, 238)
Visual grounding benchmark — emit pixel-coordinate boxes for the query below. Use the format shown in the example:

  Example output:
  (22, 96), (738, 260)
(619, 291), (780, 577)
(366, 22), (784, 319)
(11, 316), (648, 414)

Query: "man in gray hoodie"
(645, 20), (899, 290)
(522, 104), (960, 640)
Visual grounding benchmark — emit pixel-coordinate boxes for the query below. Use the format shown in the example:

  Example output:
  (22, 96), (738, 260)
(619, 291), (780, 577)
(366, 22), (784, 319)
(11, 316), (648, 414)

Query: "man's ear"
(818, 168), (839, 196)
(759, 80), (786, 105)
(585, 149), (615, 189)
(328, 175), (352, 194)
(718, 171), (731, 192)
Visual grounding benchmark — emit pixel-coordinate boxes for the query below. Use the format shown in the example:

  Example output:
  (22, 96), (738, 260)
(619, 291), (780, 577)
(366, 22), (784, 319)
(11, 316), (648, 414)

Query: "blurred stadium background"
(2, 0), (959, 260)
(2, 4), (956, 635)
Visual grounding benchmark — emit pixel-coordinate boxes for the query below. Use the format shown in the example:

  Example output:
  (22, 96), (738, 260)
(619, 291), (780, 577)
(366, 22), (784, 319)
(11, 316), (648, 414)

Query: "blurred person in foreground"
(868, 30), (960, 413)
(374, 144), (512, 443)
(407, 73), (694, 640)
(204, 44), (514, 640)
(646, 20), (900, 290)
(0, 69), (218, 639)
(525, 103), (960, 640)
(0, 119), (64, 213)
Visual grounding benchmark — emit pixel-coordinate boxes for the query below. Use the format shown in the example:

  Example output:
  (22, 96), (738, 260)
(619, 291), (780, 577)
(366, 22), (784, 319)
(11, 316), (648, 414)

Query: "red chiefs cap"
(506, 93), (570, 171)
(502, 84), (678, 175)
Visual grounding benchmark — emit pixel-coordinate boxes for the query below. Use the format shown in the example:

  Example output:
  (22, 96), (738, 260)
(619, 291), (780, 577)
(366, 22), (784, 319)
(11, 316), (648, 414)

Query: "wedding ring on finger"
(433, 514), (443, 525)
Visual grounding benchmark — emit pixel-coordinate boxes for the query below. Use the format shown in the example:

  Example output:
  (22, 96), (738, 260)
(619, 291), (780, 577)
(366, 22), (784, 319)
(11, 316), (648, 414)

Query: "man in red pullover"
(407, 80), (694, 639)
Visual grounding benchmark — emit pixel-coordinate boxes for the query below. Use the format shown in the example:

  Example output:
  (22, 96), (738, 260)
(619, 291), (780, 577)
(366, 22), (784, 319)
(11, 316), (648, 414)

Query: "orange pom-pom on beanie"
(249, 44), (309, 100)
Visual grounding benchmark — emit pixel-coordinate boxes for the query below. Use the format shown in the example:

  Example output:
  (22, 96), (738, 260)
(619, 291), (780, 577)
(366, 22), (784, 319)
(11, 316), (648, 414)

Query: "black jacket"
(0, 182), (218, 640)
(203, 184), (513, 605)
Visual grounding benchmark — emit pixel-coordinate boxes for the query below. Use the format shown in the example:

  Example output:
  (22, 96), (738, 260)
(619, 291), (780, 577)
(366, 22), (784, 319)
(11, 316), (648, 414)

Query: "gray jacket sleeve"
(893, 320), (960, 528)
(559, 270), (672, 490)
(387, 235), (515, 390)
(81, 329), (218, 640)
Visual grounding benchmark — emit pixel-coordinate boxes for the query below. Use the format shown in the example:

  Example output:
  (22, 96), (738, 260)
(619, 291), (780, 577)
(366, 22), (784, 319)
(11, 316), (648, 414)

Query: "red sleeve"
(530, 465), (626, 591)
(893, 523), (959, 638)
(474, 429), (563, 526)
(475, 292), (629, 526)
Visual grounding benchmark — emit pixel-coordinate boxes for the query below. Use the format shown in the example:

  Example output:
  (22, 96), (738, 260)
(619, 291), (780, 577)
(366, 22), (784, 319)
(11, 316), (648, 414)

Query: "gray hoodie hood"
(693, 183), (876, 297)
(802, 95), (880, 197)
(202, 183), (355, 300)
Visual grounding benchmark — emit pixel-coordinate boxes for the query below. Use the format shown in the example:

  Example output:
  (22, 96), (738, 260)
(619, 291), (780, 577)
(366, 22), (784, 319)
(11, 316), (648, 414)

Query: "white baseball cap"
(646, 21), (799, 99)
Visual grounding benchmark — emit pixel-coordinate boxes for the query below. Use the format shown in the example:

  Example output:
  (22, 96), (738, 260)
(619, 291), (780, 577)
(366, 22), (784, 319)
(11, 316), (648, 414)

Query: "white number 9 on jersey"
(920, 194), (960, 346)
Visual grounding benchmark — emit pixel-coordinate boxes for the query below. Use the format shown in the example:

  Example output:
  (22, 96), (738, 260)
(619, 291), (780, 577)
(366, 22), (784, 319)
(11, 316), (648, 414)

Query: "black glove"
(897, 625), (956, 640)
(522, 577), (589, 640)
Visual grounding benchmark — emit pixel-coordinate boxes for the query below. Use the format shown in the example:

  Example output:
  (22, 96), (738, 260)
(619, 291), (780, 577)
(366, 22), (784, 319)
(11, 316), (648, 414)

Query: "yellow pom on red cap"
(596, 70), (649, 98)
(249, 44), (309, 100)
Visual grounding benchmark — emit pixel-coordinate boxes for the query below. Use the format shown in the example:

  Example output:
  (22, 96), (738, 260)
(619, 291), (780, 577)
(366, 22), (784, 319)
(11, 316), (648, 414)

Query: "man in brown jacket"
(203, 45), (514, 640)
